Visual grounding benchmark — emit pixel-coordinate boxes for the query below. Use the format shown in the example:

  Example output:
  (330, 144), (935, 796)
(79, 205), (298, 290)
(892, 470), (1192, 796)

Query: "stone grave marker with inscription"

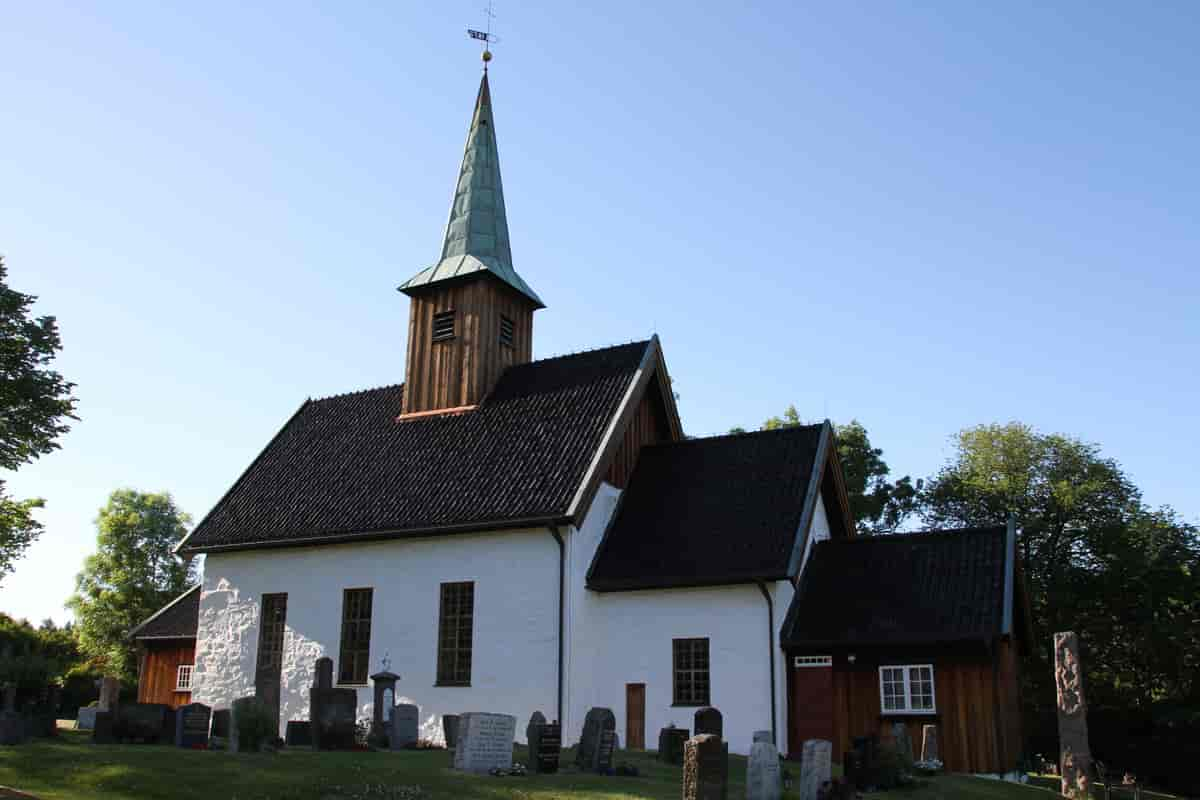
(753, 730), (773, 744)
(529, 719), (560, 774)
(658, 725), (689, 764)
(389, 703), (419, 751)
(452, 712), (516, 774)
(525, 710), (546, 745)
(747, 738), (782, 800)
(285, 720), (312, 747)
(115, 703), (170, 744)
(694, 706), (723, 738)
(309, 656), (357, 751)
(76, 706), (99, 731)
(596, 729), (617, 773)
(799, 739), (832, 800)
(174, 702), (212, 748)
(211, 709), (230, 740)
(683, 733), (727, 800)
(575, 707), (616, 771)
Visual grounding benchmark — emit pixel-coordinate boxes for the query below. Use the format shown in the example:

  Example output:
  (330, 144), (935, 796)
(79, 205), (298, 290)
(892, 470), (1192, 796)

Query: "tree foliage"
(0, 256), (78, 581)
(738, 406), (917, 534)
(922, 422), (1200, 711)
(67, 490), (195, 680)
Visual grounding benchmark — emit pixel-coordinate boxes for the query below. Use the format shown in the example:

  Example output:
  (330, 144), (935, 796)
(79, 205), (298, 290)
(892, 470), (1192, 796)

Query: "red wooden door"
(789, 656), (834, 758)
(626, 683), (645, 750)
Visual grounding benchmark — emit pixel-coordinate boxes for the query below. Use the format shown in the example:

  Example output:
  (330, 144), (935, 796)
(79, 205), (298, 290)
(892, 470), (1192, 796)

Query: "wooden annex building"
(130, 584), (199, 708)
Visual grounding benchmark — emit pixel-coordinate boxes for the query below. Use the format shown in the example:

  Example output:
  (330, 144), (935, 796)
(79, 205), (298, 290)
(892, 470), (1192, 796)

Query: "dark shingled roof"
(131, 585), (200, 640)
(179, 340), (651, 553)
(782, 526), (1009, 647)
(587, 424), (826, 591)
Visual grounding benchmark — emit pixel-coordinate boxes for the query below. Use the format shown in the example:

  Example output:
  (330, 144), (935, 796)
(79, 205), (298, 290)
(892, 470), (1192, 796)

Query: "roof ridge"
(645, 423), (824, 449)
(311, 382), (405, 404)
(520, 338), (652, 368)
(824, 525), (1008, 544)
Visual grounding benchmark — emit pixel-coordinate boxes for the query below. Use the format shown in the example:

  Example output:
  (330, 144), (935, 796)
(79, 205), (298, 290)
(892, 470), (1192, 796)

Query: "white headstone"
(390, 703), (420, 751)
(452, 712), (516, 773)
(798, 739), (832, 800)
(747, 739), (782, 800)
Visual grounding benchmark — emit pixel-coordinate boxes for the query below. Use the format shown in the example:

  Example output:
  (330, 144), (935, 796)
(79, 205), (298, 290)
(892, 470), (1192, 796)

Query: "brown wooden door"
(789, 657), (834, 758)
(625, 683), (645, 750)
(255, 593), (288, 734)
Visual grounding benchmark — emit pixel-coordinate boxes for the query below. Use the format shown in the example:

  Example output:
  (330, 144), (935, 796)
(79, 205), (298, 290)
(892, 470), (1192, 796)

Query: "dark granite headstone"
(525, 710), (546, 745)
(175, 702), (212, 748)
(115, 703), (170, 743)
(442, 714), (460, 749)
(211, 709), (231, 739)
(309, 687), (357, 750)
(694, 706), (723, 738)
(92, 711), (115, 744)
(575, 707), (616, 772)
(285, 720), (312, 747)
(314, 657), (334, 690)
(659, 725), (690, 764)
(528, 718), (560, 774)
(597, 729), (617, 772)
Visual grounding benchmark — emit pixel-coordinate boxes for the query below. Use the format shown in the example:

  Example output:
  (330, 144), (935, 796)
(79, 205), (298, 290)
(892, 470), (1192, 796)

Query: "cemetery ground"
(3, 728), (1170, 800)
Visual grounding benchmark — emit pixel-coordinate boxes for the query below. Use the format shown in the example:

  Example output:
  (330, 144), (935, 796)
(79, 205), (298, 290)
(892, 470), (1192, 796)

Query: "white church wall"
(565, 483), (817, 756)
(193, 528), (560, 740)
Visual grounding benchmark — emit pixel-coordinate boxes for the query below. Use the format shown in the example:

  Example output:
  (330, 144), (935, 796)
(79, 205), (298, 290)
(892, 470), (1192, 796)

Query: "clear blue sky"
(3, 2), (1197, 624)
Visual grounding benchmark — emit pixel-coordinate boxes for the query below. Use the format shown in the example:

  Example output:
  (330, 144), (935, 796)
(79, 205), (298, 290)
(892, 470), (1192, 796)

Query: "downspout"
(550, 526), (565, 726)
(757, 581), (778, 747)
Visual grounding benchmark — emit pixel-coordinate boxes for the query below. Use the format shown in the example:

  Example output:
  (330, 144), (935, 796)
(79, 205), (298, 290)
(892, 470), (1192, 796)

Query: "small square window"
(879, 664), (936, 714)
(499, 315), (514, 347)
(433, 311), (455, 342)
(176, 664), (194, 692)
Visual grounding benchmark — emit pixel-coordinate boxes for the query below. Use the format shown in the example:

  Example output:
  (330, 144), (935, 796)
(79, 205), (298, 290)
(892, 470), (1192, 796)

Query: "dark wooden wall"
(402, 276), (535, 415)
(788, 642), (1023, 773)
(137, 639), (195, 709)
(604, 379), (671, 488)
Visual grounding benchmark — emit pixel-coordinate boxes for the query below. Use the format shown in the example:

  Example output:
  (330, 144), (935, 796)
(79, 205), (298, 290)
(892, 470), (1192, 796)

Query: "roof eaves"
(588, 572), (791, 593)
(128, 584), (200, 640)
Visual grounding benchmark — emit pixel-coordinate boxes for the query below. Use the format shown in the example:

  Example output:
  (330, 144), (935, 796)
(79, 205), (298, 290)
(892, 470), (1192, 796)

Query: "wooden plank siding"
(604, 378), (671, 488)
(137, 639), (195, 709)
(401, 276), (536, 415)
(790, 643), (1022, 774)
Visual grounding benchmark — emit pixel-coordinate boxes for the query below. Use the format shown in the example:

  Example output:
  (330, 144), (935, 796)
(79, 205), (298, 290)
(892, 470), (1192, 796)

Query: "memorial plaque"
(530, 721), (560, 774)
(175, 702), (212, 748)
(389, 703), (419, 751)
(285, 720), (312, 747)
(658, 725), (689, 764)
(452, 712), (516, 774)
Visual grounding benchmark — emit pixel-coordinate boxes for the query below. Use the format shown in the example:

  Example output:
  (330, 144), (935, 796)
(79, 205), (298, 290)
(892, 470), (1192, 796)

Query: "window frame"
(878, 664), (937, 715)
(337, 587), (374, 687)
(671, 637), (711, 707)
(175, 663), (194, 692)
(435, 581), (475, 687)
(432, 310), (456, 342)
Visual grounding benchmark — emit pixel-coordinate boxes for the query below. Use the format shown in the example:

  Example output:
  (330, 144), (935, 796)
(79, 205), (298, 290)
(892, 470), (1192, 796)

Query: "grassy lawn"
(0, 729), (1086, 800)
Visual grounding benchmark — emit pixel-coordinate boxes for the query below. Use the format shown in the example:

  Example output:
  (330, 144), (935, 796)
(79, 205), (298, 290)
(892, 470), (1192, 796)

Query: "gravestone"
(115, 703), (170, 743)
(747, 738), (782, 800)
(442, 713), (460, 749)
(683, 733), (727, 800)
(285, 720), (312, 747)
(389, 703), (419, 750)
(799, 740), (832, 800)
(92, 711), (115, 744)
(920, 724), (939, 763)
(658, 725), (689, 764)
(230, 696), (258, 753)
(694, 706), (723, 738)
(0, 686), (24, 746)
(596, 729), (617, 773)
(451, 712), (516, 774)
(98, 676), (121, 712)
(370, 667), (400, 746)
(309, 656), (357, 751)
(890, 721), (913, 763)
(575, 707), (616, 771)
(175, 702), (212, 748)
(753, 730), (773, 744)
(525, 710), (546, 746)
(76, 706), (99, 731)
(211, 709), (231, 739)
(1055, 631), (1092, 799)
(529, 719), (561, 774)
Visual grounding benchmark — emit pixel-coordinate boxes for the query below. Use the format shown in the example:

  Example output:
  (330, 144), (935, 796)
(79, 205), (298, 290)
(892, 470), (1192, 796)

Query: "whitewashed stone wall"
(193, 528), (559, 740)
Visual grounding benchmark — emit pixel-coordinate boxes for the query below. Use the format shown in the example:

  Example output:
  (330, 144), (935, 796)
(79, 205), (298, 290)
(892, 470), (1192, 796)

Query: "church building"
(148, 67), (1028, 769)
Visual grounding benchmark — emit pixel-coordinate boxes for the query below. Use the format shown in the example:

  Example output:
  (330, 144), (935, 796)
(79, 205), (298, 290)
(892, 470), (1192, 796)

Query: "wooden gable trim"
(784, 421), (833, 581)
(566, 336), (682, 528)
(821, 427), (856, 540)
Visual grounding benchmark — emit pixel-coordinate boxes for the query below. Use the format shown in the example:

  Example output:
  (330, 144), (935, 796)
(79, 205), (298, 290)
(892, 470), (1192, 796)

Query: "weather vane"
(467, 0), (498, 70)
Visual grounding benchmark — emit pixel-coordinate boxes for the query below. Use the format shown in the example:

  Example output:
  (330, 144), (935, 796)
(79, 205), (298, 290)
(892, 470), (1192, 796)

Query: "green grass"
(0, 729), (1088, 800)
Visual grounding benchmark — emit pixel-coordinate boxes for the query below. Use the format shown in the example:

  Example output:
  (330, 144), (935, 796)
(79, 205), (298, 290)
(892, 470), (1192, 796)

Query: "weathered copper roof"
(399, 73), (544, 308)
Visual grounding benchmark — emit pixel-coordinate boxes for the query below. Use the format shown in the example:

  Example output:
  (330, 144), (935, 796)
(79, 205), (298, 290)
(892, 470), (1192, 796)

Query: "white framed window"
(176, 664), (194, 692)
(879, 664), (936, 714)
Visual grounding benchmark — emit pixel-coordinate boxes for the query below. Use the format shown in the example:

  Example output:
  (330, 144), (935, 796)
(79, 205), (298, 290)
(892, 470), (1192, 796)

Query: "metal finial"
(381, 653), (391, 672)
(467, 0), (498, 71)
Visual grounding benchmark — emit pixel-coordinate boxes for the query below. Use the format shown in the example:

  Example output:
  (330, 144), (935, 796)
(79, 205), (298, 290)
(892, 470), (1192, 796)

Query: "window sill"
(434, 682), (471, 688)
(336, 683), (368, 689)
(670, 702), (709, 708)
(879, 710), (939, 717)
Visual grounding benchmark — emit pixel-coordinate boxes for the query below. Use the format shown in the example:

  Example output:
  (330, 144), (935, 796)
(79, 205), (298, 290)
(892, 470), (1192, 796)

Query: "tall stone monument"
(799, 739), (832, 800)
(1055, 631), (1092, 799)
(683, 733), (727, 800)
(369, 662), (400, 746)
(747, 737), (782, 800)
